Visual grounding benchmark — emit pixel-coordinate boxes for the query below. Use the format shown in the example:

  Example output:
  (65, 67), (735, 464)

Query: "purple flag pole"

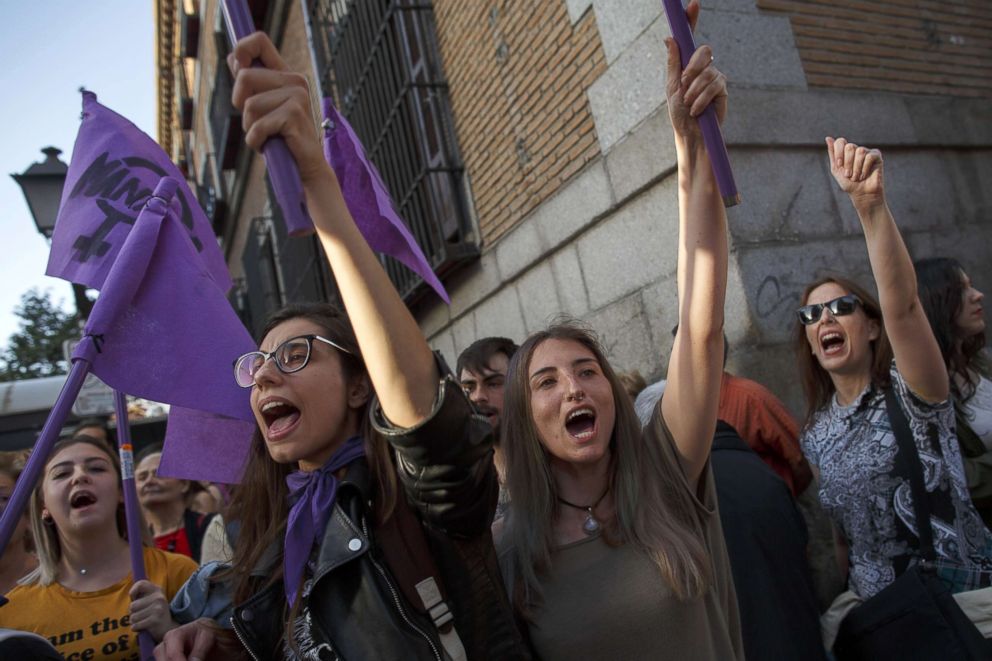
(220, 0), (314, 237)
(0, 356), (93, 603)
(113, 391), (155, 661)
(661, 0), (740, 207)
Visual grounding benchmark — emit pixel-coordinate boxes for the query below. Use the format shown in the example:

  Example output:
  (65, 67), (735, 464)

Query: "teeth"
(567, 408), (594, 422)
(822, 332), (842, 342)
(261, 401), (287, 413)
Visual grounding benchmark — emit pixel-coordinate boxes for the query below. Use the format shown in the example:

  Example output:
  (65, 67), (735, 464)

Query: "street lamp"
(11, 147), (94, 319)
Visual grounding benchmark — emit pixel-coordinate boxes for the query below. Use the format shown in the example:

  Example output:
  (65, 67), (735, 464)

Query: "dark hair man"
(457, 337), (518, 481)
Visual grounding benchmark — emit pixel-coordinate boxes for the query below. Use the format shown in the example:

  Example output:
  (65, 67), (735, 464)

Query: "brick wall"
(758, 0), (992, 98)
(433, 0), (607, 245)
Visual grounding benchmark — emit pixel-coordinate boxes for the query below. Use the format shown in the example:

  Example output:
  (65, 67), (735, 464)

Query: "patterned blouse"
(801, 362), (992, 599)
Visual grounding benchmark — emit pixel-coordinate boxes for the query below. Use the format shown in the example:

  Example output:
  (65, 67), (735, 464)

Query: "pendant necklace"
(558, 486), (609, 536)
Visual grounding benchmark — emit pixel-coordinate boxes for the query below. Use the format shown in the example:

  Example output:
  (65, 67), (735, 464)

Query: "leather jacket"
(229, 373), (531, 660)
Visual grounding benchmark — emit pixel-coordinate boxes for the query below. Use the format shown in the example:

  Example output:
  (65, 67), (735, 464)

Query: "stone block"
(494, 221), (544, 288)
(532, 160), (614, 250)
(734, 239), (873, 344)
(695, 13), (806, 90)
(584, 293), (657, 377)
(517, 261), (564, 334)
(587, 18), (669, 153)
(728, 148), (842, 243)
(730, 341), (806, 420)
(724, 252), (754, 344)
(551, 245), (591, 317)
(576, 177), (679, 310)
(451, 311), (478, 358)
(473, 284), (528, 346)
(833, 151), (955, 236)
(722, 88), (916, 147)
(448, 250), (504, 319)
(428, 330), (457, 371)
(641, 275), (679, 377)
(605, 105), (677, 203)
(565, 0), (593, 24)
(418, 297), (451, 338)
(592, 0), (662, 63)
(904, 96), (992, 147)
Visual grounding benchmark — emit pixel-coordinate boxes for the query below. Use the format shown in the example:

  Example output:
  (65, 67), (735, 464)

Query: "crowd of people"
(1, 6), (990, 660)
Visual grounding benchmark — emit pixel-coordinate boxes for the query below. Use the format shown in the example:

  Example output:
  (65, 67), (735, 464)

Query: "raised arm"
(230, 33), (438, 428)
(826, 137), (948, 403)
(659, 2), (730, 487)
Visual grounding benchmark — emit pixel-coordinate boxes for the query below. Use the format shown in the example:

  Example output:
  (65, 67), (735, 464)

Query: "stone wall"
(420, 0), (992, 421)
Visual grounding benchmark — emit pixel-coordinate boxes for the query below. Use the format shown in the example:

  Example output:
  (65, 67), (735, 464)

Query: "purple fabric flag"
(77, 177), (254, 423)
(47, 91), (232, 293)
(159, 407), (255, 484)
(322, 98), (449, 303)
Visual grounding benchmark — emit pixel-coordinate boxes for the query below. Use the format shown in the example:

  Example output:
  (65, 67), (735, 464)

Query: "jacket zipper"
(231, 614), (261, 661)
(362, 517), (444, 661)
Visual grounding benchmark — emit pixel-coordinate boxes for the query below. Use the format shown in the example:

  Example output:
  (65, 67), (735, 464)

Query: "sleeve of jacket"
(370, 352), (499, 538)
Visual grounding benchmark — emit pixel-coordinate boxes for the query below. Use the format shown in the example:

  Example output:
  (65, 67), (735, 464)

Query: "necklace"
(557, 486), (609, 536)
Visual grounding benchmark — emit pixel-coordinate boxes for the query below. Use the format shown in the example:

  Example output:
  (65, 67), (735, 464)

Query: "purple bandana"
(284, 435), (366, 605)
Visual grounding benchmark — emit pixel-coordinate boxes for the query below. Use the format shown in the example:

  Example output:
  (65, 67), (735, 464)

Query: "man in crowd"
(458, 337), (518, 521)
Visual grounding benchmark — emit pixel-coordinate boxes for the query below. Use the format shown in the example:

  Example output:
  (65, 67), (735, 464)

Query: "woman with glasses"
(154, 32), (528, 661)
(794, 139), (992, 649)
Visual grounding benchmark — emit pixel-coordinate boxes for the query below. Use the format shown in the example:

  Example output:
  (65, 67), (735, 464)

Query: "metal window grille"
(240, 217), (284, 337)
(307, 0), (478, 303)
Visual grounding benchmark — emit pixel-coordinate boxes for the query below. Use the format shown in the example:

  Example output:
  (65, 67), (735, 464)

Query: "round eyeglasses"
(234, 334), (353, 388)
(796, 294), (862, 326)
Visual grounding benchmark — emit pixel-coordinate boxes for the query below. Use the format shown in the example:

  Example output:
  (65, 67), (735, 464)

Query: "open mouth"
(565, 407), (597, 440)
(820, 332), (845, 356)
(70, 491), (97, 509)
(260, 399), (301, 437)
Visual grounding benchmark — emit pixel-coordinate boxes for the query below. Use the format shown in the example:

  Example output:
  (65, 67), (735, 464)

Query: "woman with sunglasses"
(154, 32), (527, 661)
(795, 139), (992, 646)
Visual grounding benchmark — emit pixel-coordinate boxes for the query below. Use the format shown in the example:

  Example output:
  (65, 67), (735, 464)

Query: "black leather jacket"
(229, 374), (530, 660)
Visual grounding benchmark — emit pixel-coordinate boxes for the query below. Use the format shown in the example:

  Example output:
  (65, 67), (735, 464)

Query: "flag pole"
(113, 390), (156, 661)
(220, 0), (314, 237)
(661, 0), (740, 207)
(0, 347), (94, 606)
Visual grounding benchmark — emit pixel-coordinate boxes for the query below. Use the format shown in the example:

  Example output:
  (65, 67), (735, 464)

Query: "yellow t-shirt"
(0, 546), (196, 661)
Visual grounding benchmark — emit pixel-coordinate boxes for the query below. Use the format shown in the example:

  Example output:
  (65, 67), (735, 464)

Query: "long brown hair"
(502, 323), (710, 613)
(915, 257), (988, 401)
(223, 303), (398, 609)
(26, 436), (136, 585)
(794, 275), (893, 426)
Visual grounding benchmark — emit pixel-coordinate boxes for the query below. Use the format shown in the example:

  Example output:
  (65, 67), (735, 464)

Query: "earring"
(42, 511), (55, 525)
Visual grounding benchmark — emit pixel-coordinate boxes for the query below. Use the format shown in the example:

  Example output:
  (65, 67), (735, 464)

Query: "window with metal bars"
(306, 0), (478, 303)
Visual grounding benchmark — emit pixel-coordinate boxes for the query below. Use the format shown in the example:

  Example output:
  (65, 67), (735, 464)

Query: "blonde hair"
(502, 323), (710, 614)
(24, 436), (145, 586)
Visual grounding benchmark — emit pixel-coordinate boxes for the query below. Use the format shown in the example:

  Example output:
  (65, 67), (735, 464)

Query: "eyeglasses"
(797, 294), (862, 326)
(234, 334), (353, 388)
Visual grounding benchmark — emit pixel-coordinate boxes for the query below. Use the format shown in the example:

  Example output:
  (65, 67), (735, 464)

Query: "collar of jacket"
(250, 456), (374, 579)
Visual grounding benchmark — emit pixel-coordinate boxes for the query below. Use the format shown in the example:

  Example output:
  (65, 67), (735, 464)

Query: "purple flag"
(322, 98), (449, 303)
(159, 407), (255, 484)
(47, 91), (232, 293)
(76, 177), (254, 422)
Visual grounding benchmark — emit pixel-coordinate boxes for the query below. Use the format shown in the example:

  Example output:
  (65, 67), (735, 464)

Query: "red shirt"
(719, 373), (813, 497)
(154, 526), (193, 559)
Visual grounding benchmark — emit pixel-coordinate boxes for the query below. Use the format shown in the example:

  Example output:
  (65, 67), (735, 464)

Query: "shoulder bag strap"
(885, 388), (937, 563)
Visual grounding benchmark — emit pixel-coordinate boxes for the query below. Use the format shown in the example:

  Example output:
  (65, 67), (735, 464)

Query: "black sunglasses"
(797, 294), (862, 325)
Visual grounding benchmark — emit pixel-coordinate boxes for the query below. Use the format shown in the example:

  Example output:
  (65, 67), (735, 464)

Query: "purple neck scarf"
(284, 435), (365, 605)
